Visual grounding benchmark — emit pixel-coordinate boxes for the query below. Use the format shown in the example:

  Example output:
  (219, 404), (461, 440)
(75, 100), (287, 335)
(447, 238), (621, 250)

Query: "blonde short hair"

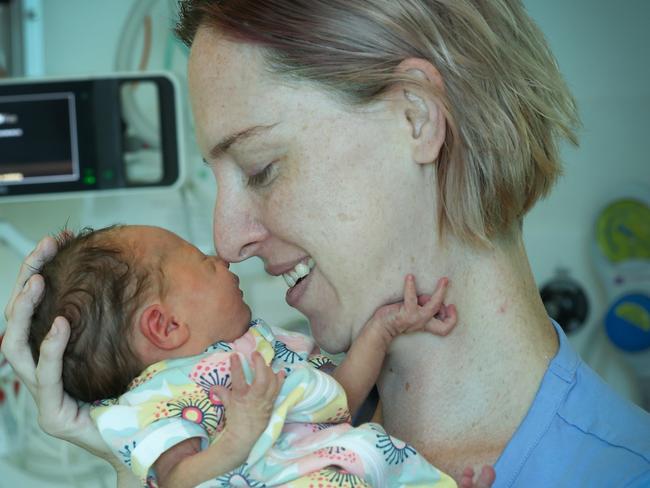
(176, 0), (580, 245)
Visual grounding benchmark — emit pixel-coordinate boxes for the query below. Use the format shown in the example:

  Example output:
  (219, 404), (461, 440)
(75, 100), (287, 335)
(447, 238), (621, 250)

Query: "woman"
(3, 1), (649, 486)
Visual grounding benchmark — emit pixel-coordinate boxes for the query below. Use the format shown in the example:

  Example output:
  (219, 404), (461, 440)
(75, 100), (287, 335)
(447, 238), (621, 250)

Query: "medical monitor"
(0, 73), (183, 199)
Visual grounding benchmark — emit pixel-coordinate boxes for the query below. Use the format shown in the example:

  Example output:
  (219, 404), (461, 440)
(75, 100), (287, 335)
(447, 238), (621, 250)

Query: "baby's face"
(127, 226), (252, 350)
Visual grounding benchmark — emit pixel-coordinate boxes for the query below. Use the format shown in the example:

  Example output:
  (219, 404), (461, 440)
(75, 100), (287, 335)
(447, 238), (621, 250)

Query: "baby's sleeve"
(91, 401), (211, 485)
(269, 324), (338, 373)
(307, 353), (338, 374)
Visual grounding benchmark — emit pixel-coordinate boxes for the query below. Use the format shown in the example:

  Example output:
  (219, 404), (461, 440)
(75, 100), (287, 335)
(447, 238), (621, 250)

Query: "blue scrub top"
(494, 320), (650, 487)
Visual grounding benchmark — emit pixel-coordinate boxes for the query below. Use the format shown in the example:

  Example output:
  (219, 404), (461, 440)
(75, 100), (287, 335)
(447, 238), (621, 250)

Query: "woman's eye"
(247, 162), (277, 188)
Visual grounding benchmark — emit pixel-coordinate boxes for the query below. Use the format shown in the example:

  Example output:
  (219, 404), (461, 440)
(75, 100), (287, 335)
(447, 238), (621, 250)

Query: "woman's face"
(188, 27), (439, 353)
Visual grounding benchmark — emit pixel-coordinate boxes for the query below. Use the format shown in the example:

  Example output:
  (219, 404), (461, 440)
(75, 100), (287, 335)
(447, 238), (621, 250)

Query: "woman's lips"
(285, 266), (314, 308)
(282, 257), (315, 287)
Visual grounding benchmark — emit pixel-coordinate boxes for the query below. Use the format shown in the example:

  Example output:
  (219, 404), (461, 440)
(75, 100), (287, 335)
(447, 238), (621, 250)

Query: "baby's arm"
(155, 352), (284, 488)
(332, 275), (456, 415)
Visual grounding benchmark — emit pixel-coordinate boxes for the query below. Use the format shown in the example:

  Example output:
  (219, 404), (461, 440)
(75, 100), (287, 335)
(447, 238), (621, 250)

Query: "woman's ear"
(395, 58), (447, 165)
(139, 304), (190, 351)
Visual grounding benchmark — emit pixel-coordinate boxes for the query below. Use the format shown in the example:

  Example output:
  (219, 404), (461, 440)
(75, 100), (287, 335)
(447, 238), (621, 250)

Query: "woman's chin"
(308, 317), (351, 355)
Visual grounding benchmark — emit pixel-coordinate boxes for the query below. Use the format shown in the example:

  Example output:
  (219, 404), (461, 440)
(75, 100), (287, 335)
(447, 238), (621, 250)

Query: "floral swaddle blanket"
(90, 319), (455, 488)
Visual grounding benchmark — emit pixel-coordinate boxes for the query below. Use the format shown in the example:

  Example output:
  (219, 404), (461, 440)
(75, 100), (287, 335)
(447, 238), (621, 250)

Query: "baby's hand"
(211, 352), (285, 447)
(369, 275), (457, 345)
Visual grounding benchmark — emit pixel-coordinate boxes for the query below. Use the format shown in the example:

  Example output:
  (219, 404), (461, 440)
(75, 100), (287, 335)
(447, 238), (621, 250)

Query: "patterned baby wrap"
(90, 319), (455, 488)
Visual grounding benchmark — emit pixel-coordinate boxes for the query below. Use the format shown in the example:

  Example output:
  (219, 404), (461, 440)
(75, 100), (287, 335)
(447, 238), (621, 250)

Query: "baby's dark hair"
(29, 225), (153, 402)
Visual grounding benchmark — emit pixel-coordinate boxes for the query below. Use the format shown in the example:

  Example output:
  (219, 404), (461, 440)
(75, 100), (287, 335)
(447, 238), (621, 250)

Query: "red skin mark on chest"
(498, 300), (508, 314)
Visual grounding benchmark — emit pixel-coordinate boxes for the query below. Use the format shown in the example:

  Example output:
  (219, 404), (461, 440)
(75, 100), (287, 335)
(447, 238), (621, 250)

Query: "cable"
(114, 0), (160, 148)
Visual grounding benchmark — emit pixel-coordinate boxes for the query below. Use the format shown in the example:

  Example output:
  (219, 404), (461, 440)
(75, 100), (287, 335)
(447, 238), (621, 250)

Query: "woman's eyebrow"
(208, 123), (279, 160)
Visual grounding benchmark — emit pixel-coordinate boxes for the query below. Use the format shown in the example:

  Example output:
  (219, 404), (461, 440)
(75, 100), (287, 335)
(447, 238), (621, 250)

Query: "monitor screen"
(0, 74), (181, 199)
(0, 92), (80, 185)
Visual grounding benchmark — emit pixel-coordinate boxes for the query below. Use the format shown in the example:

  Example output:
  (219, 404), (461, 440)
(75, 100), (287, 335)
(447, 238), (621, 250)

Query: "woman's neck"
(377, 234), (558, 480)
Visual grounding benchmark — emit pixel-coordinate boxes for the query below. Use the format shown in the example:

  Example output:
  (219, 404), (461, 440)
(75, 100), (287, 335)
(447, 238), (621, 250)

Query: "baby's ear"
(139, 304), (189, 350)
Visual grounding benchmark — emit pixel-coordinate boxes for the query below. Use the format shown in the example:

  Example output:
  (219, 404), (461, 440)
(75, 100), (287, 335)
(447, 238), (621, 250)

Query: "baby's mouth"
(282, 257), (315, 288)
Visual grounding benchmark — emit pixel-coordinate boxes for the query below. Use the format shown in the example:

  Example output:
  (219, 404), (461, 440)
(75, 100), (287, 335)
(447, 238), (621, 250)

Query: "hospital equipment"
(0, 73), (184, 200)
(593, 186), (650, 410)
(541, 268), (590, 334)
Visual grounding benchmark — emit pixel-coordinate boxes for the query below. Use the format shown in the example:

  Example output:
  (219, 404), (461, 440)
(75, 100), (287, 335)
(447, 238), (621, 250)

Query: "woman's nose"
(212, 188), (269, 263)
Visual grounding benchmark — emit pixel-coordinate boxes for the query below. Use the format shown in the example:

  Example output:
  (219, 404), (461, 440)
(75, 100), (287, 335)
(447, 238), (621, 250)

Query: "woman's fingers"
(5, 236), (57, 320)
(2, 236), (58, 394)
(2, 236), (115, 461)
(1, 275), (46, 393)
(35, 317), (71, 427)
(31, 316), (108, 457)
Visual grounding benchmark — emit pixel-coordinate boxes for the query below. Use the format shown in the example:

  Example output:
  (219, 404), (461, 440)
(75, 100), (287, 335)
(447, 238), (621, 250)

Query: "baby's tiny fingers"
(435, 306), (447, 321)
(403, 275), (418, 312)
(273, 370), (286, 392)
(265, 373), (280, 398)
(424, 304), (458, 336)
(423, 277), (449, 314)
(459, 467), (475, 488)
(211, 385), (230, 407)
(475, 465), (496, 488)
(229, 354), (248, 392)
(424, 318), (454, 336)
(251, 353), (274, 394)
(443, 304), (457, 327)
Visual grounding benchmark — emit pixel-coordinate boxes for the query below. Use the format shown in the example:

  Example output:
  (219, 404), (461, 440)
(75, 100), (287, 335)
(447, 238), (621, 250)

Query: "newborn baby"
(29, 225), (491, 488)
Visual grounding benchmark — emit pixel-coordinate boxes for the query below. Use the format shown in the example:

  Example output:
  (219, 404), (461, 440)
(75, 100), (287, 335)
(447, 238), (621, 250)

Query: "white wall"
(41, 0), (134, 76)
(522, 0), (650, 383)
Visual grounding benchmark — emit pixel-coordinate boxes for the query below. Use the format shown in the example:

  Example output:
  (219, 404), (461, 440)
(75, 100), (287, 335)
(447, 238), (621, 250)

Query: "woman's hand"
(1, 237), (123, 466)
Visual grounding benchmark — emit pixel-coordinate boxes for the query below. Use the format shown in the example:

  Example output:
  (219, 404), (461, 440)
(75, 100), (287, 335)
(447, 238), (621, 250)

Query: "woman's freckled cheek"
(263, 158), (314, 235)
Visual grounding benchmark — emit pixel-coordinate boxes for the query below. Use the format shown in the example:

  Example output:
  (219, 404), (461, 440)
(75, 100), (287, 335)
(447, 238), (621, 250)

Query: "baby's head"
(29, 225), (251, 402)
